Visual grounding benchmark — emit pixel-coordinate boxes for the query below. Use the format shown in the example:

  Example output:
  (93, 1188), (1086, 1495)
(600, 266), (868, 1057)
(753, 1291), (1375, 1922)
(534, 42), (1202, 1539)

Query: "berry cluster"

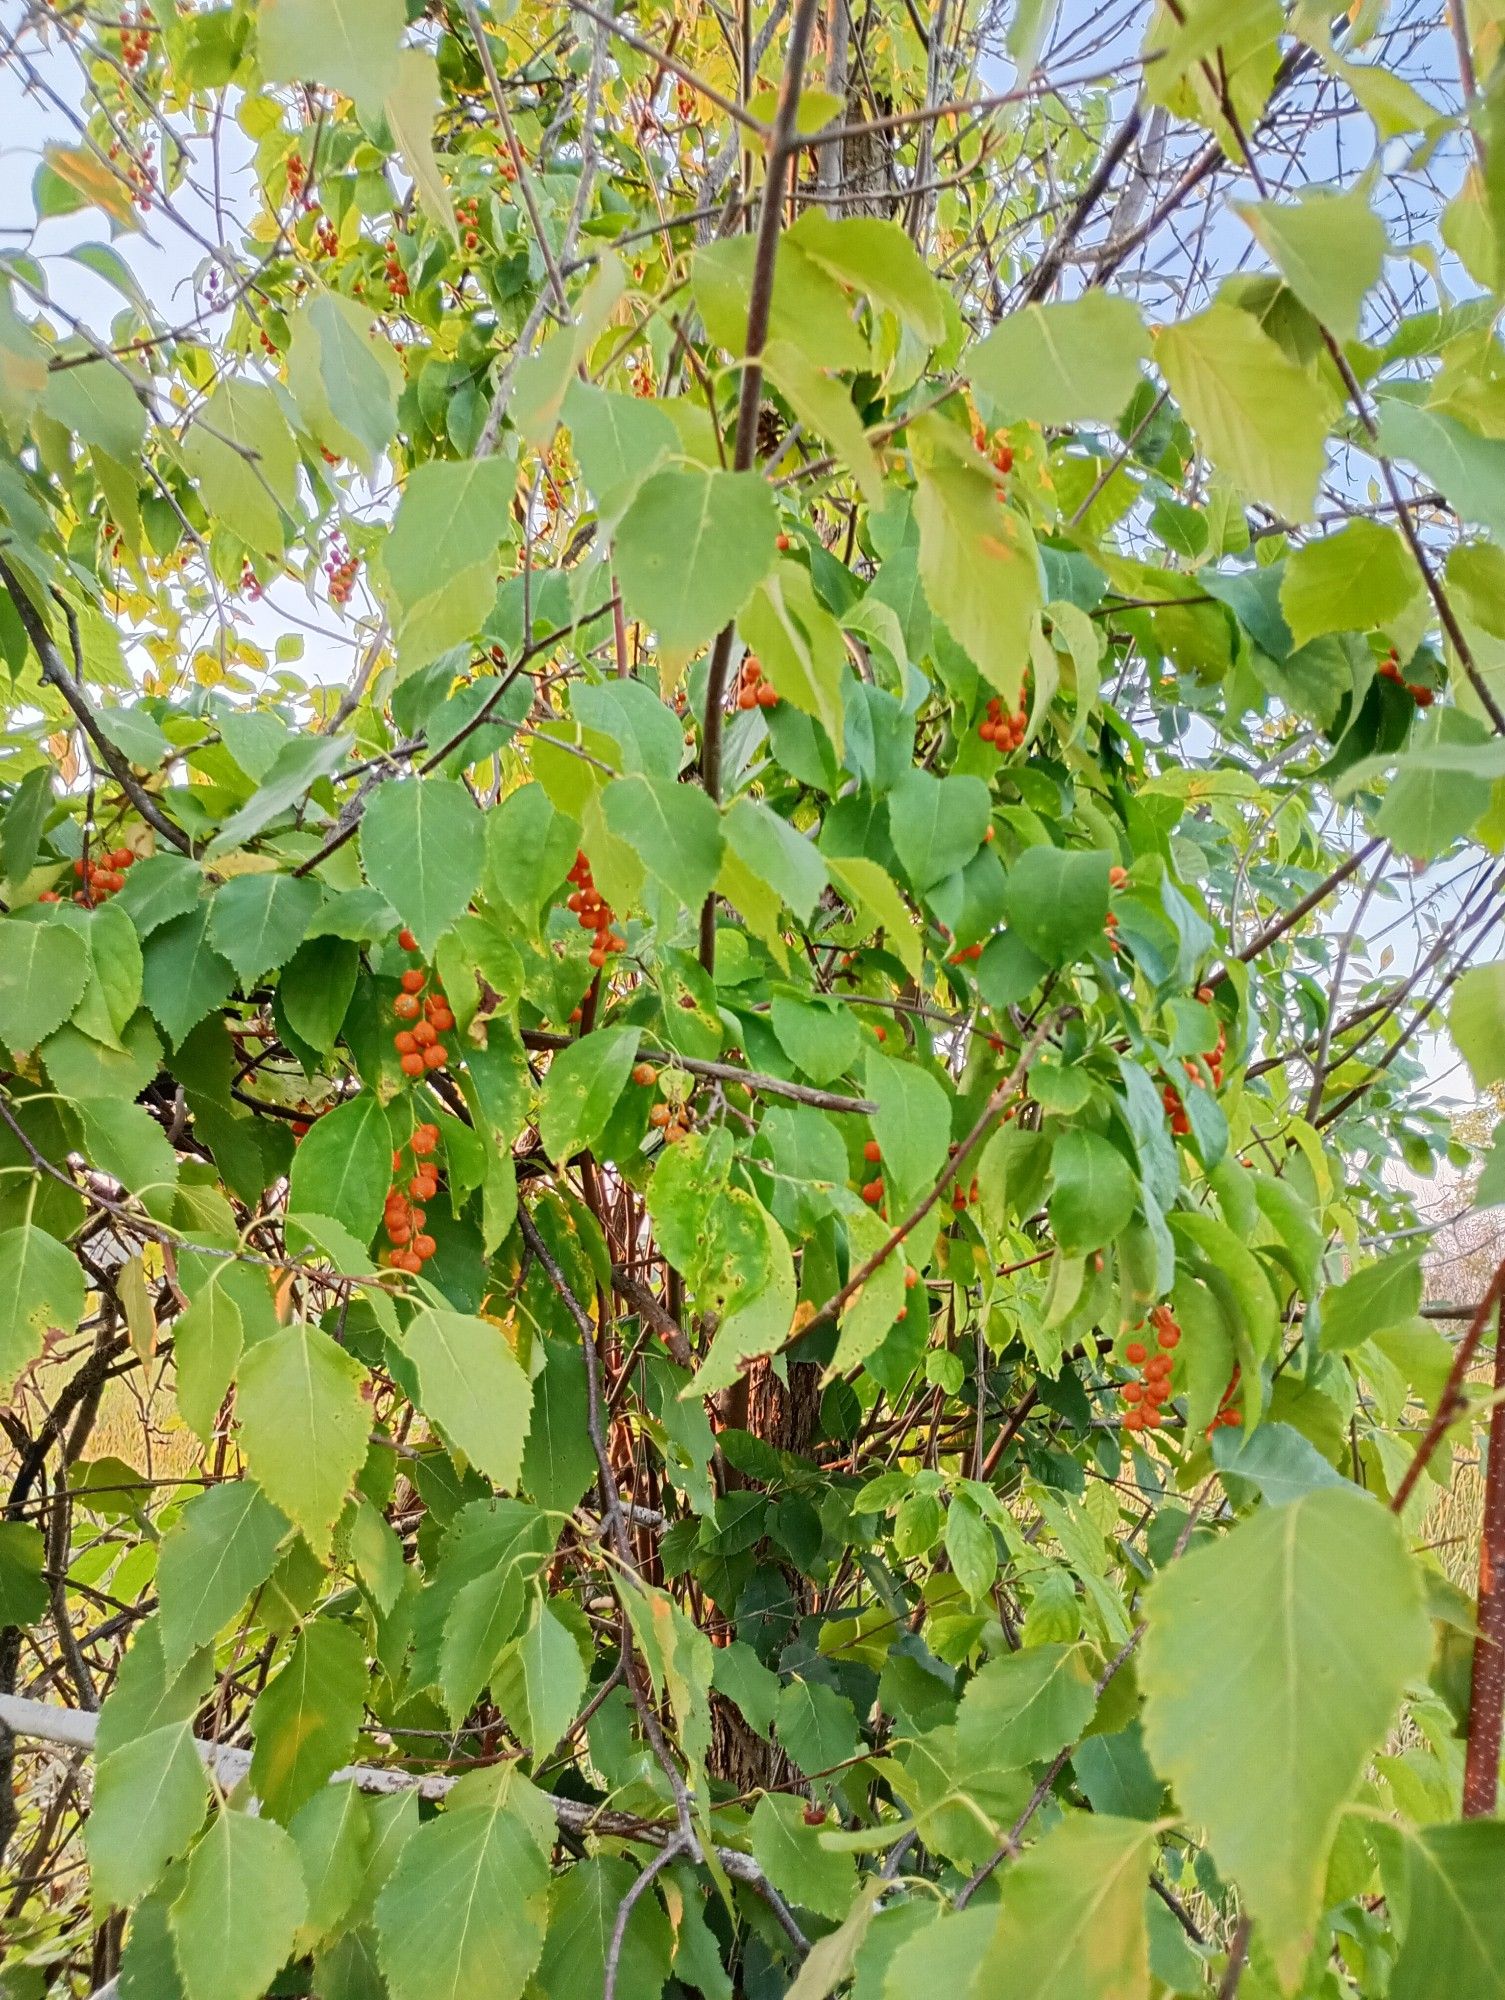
(56, 846), (136, 907)
(258, 328), (279, 356)
(286, 151), (307, 206)
(638, 1063), (697, 1143)
(240, 558), (262, 602)
(381, 237), (410, 301)
(566, 851), (626, 970)
(313, 214), (340, 259)
(1208, 1365), (1243, 1434)
(859, 1136), (883, 1207)
(950, 1174), (980, 1212)
(392, 930), (454, 1075)
(457, 195), (483, 253)
(324, 533), (359, 608)
(735, 656), (779, 711)
(947, 940), (983, 965)
(1161, 1080), (1191, 1137)
(978, 693), (1027, 752)
(381, 1125), (441, 1272)
(119, 14), (149, 69)
(631, 357), (654, 397)
(1120, 1303), (1180, 1434)
(676, 80), (697, 120)
(1378, 647), (1433, 706)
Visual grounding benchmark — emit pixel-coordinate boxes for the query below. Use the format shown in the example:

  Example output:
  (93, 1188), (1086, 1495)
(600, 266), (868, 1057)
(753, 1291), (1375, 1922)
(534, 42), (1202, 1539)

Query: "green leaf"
(1002, 846), (1109, 965)
(76, 1097), (178, 1203)
(601, 772), (724, 913)
(751, 1792), (858, 1920)
(887, 769), (989, 893)
(864, 1047), (951, 1211)
(738, 564), (848, 754)
(1237, 186), (1389, 339)
(770, 994), (860, 1085)
(88, 1722), (208, 1910)
(1212, 1422), (1344, 1505)
(1319, 1251), (1423, 1354)
(0, 1225), (85, 1394)
(1049, 1130), (1136, 1256)
(1377, 399), (1505, 541)
(404, 1306), (533, 1492)
(384, 48), (454, 238)
(0, 918), (87, 1050)
(157, 1480), (289, 1673)
(172, 1281), (244, 1446)
(786, 211), (949, 343)
(287, 292), (403, 475)
(43, 359), (146, 460)
(288, 1782), (371, 1953)
(203, 731), (353, 861)
(538, 1025), (639, 1162)
(971, 294), (1148, 426)
(279, 935), (359, 1054)
(168, 1810), (308, 2000)
(287, 1093), (392, 1247)
(563, 379), (678, 520)
(237, 1323), (368, 1560)
(259, 0), (404, 110)
(140, 905), (236, 1048)
(1451, 960), (1505, 1091)
(970, 1813), (1161, 2000)
(494, 1599), (587, 1757)
(722, 797), (827, 925)
(383, 459), (516, 672)
(1156, 303), (1331, 521)
(114, 852), (205, 934)
(957, 1643), (1097, 1768)
(180, 380), (298, 555)
(912, 414), (1041, 704)
(774, 1676), (861, 1778)
(2, 767), (52, 884)
(530, 1856), (673, 2000)
(944, 1492), (998, 1604)
(251, 1620), (368, 1820)
(359, 777), (484, 956)
(1390, 1821), (1505, 2000)
(1278, 520), (1418, 649)
(0, 1519), (48, 1623)
(374, 1772), (554, 2000)
(615, 467), (778, 656)
(98, 1620), (214, 1761)
(209, 872), (321, 986)
(1140, 1485), (1431, 1983)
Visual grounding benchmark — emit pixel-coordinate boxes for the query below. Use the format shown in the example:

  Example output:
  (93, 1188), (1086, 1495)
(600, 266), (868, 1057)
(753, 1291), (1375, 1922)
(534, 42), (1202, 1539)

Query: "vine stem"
(1391, 1255), (1505, 1515)
(697, 0), (825, 973)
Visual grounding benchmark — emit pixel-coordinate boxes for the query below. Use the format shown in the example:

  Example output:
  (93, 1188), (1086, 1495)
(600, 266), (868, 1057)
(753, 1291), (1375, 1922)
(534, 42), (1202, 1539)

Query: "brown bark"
(1463, 1301), (1505, 1816)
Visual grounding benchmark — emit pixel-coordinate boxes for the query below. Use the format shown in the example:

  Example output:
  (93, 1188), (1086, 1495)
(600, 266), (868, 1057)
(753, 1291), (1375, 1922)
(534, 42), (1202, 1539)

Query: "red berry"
(399, 928), (418, 951)
(863, 1139), (881, 1163)
(400, 968), (426, 994)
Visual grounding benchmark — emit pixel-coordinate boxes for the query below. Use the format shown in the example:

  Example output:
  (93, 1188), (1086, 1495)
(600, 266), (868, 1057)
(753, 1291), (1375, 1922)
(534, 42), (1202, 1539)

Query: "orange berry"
(776, 533), (791, 551)
(422, 1043), (448, 1069)
(664, 1121), (687, 1143)
(861, 1178), (883, 1205)
(1157, 1325), (1180, 1350)
(632, 1062), (657, 1086)
(400, 967), (426, 994)
(649, 1103), (671, 1127)
(394, 993), (420, 1020)
(400, 1052), (425, 1077)
(412, 1020), (437, 1048)
(1125, 1341), (1146, 1364)
(1123, 1381), (1144, 1404)
(863, 1138), (881, 1164)
(398, 928), (418, 951)
(394, 1031), (418, 1054)
(1109, 865), (1128, 888)
(414, 1234), (436, 1260)
(904, 1265), (919, 1288)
